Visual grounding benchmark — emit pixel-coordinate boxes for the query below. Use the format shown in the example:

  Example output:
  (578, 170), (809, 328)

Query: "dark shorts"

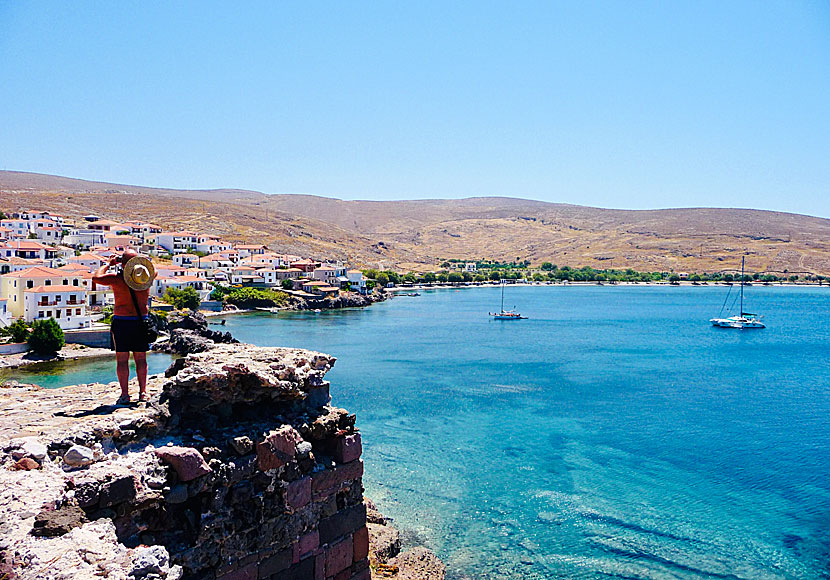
(110, 317), (149, 353)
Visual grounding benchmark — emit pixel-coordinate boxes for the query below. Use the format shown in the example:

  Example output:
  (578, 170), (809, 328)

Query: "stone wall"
(0, 344), (374, 580)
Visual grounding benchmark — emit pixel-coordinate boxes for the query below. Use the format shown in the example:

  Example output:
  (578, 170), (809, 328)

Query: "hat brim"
(123, 256), (156, 291)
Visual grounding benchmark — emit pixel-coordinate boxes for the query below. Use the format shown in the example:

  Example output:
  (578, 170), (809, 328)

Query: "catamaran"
(710, 256), (765, 329)
(490, 279), (526, 320)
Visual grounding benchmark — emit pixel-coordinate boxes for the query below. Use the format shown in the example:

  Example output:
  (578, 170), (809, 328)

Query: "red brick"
(311, 460), (363, 499)
(352, 526), (369, 562)
(256, 441), (285, 471)
(350, 569), (371, 580)
(318, 504), (367, 544)
(333, 433), (362, 464)
(259, 547), (292, 577)
(315, 554), (326, 580)
(286, 476), (312, 510)
(257, 426), (302, 471)
(326, 536), (354, 577)
(216, 561), (257, 580)
(299, 530), (320, 557)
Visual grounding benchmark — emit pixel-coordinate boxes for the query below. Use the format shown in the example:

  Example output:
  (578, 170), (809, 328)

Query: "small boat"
(710, 257), (765, 329)
(490, 280), (527, 320)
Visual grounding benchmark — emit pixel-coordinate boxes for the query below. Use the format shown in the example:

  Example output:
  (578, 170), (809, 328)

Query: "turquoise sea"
(7, 286), (830, 579)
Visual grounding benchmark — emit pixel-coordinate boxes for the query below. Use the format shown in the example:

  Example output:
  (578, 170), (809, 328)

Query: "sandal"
(115, 394), (131, 406)
(138, 392), (149, 403)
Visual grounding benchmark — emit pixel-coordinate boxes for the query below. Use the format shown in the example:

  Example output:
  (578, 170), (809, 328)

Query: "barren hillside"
(2, 171), (828, 274)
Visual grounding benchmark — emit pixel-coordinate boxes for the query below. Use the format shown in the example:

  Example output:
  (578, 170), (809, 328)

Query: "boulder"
(11, 438), (48, 460)
(31, 504), (88, 537)
(63, 444), (95, 467)
(368, 522), (401, 563)
(389, 546), (446, 580)
(155, 446), (211, 482)
(12, 457), (39, 471)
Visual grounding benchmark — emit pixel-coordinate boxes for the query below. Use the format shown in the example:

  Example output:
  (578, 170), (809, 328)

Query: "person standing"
(92, 249), (157, 404)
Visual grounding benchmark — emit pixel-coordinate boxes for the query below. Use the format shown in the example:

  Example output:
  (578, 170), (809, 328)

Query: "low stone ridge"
(153, 312), (237, 356)
(0, 342), (381, 580)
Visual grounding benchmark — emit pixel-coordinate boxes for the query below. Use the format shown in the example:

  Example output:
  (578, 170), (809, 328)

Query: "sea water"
(10, 286), (830, 578)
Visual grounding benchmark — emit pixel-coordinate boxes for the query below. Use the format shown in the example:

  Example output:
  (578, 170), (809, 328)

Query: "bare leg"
(115, 352), (130, 398)
(134, 351), (148, 397)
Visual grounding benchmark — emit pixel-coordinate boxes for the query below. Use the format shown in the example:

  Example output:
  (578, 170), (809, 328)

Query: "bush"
(27, 319), (65, 354)
(281, 279), (294, 290)
(5, 320), (30, 343)
(163, 286), (201, 310)
(210, 284), (231, 301)
(225, 287), (289, 309)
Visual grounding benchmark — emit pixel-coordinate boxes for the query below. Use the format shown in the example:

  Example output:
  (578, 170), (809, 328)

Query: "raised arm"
(91, 255), (121, 286)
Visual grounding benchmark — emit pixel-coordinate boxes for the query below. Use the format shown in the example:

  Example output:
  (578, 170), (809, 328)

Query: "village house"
(23, 285), (91, 329)
(0, 298), (11, 328)
(5, 241), (59, 264)
(67, 253), (107, 272)
(0, 266), (86, 319)
(274, 267), (303, 282)
(156, 231), (200, 255)
(230, 266), (265, 286)
(235, 244), (267, 258)
(173, 253), (199, 268)
(0, 219), (31, 239)
(195, 237), (233, 255)
(124, 221), (163, 242)
(290, 258), (321, 273)
(105, 233), (141, 249)
(6, 257), (49, 273)
(300, 280), (339, 298)
(347, 270), (369, 294)
(152, 276), (214, 303)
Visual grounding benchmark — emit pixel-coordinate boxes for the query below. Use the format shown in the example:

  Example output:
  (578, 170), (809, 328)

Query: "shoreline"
(394, 280), (829, 291)
(0, 344), (114, 371)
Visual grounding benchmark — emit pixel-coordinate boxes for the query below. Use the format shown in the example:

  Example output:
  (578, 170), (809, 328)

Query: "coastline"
(0, 344), (114, 371)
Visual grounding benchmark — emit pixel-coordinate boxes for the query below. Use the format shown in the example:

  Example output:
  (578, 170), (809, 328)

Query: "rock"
(389, 546), (446, 580)
(230, 436), (254, 455)
(99, 475), (137, 507)
(368, 522), (401, 563)
(153, 312), (238, 355)
(63, 444), (95, 467)
(296, 440), (312, 459)
(155, 446), (212, 482)
(165, 483), (188, 504)
(12, 457), (40, 470)
(161, 345), (336, 412)
(12, 437), (48, 460)
(364, 498), (387, 525)
(129, 545), (169, 578)
(256, 426), (301, 471)
(30, 503), (88, 537)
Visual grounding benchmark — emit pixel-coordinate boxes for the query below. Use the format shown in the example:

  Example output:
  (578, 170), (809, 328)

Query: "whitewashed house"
(23, 285), (91, 329)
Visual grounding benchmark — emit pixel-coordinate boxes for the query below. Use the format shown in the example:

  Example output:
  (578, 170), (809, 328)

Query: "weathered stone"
(258, 546), (293, 577)
(368, 522), (401, 563)
(230, 436), (254, 455)
(12, 438), (48, 460)
(364, 498), (386, 524)
(74, 481), (101, 508)
(312, 460), (363, 499)
(326, 536), (354, 577)
(319, 504), (367, 545)
(334, 433), (362, 464)
(286, 477), (311, 510)
(353, 526), (369, 563)
(389, 546), (446, 580)
(298, 530), (319, 557)
(155, 446), (211, 481)
(165, 483), (188, 504)
(129, 545), (169, 578)
(12, 457), (39, 470)
(99, 475), (137, 507)
(63, 444), (95, 467)
(31, 504), (87, 537)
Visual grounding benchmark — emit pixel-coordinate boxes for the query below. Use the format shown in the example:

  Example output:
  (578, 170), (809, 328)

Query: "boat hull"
(710, 317), (765, 329)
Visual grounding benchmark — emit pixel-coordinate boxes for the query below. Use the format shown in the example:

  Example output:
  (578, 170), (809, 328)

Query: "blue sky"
(1, 2), (828, 216)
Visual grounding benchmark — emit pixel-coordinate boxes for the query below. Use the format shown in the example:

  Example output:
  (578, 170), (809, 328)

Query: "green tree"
(422, 272), (437, 283)
(376, 273), (390, 287)
(27, 319), (65, 354)
(436, 273), (448, 283)
(225, 287), (289, 308)
(789, 275), (799, 282)
(474, 274), (487, 282)
(461, 271), (473, 282)
(541, 262), (554, 271)
(281, 279), (294, 290)
(724, 274), (734, 282)
(6, 320), (30, 343)
(210, 284), (231, 301)
(488, 270), (501, 281)
(163, 286), (201, 310)
(447, 272), (463, 283)
(668, 274), (681, 283)
(532, 273), (545, 282)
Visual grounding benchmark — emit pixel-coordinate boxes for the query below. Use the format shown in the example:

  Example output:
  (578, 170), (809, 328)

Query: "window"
(63, 279), (68, 285)
(76, 308), (81, 315)
(26, 281), (33, 289)
(38, 311), (44, 318)
(45, 280), (51, 286)
(73, 279), (79, 286)
(46, 311), (51, 317)
(55, 310), (61, 319)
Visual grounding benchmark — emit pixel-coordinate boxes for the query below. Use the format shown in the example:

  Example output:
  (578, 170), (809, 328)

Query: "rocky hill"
(2, 170), (829, 275)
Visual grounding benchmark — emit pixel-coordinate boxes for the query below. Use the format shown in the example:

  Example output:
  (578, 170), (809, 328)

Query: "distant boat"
(490, 280), (527, 320)
(710, 256), (765, 329)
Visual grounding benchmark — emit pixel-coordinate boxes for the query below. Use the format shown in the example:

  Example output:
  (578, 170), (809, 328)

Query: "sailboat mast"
(740, 256), (744, 316)
(501, 279), (505, 311)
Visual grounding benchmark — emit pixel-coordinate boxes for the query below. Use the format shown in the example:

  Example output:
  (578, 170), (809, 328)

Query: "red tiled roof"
(26, 285), (87, 293)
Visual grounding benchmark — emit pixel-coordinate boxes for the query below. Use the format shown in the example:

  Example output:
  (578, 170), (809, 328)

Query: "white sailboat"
(710, 256), (765, 329)
(490, 279), (526, 320)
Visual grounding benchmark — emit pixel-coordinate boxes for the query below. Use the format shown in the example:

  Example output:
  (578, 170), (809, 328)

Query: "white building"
(156, 231), (200, 255)
(23, 285), (91, 329)
(0, 298), (11, 328)
(152, 276), (214, 303)
(347, 270), (368, 294)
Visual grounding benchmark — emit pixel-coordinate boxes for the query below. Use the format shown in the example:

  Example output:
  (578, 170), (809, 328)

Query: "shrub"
(163, 286), (201, 310)
(281, 279), (294, 290)
(27, 319), (65, 354)
(225, 287), (289, 309)
(5, 320), (30, 343)
(210, 284), (231, 301)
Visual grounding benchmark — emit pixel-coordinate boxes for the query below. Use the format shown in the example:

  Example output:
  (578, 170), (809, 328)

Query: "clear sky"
(1, 2), (829, 216)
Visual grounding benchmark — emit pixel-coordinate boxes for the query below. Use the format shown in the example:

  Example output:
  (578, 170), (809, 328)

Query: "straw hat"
(122, 256), (155, 291)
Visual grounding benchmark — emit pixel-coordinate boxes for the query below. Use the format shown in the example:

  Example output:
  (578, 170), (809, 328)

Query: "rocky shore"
(0, 341), (445, 580)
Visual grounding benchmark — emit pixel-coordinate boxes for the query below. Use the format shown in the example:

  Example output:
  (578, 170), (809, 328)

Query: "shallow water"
(1, 352), (174, 389)
(10, 286), (830, 578)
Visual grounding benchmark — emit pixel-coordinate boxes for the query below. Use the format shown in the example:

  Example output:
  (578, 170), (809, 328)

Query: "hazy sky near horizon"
(1, 2), (829, 216)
